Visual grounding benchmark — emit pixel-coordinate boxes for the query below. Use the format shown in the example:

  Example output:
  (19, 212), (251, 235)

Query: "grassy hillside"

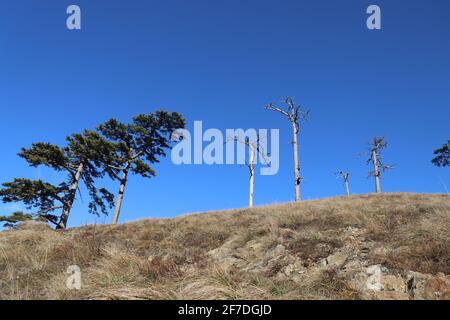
(1, 193), (449, 300)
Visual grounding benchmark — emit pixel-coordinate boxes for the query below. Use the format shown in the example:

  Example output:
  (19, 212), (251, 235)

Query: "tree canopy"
(0, 130), (116, 229)
(0, 179), (68, 227)
(98, 110), (185, 224)
(432, 140), (450, 167)
(0, 211), (47, 229)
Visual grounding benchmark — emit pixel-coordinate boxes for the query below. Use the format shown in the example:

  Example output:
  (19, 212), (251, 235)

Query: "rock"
(265, 244), (286, 259)
(381, 274), (406, 292)
(407, 271), (450, 300)
(245, 240), (265, 257)
(366, 265), (382, 291)
(324, 251), (348, 268)
(208, 235), (247, 269)
(281, 260), (306, 277)
(372, 246), (388, 257)
(347, 271), (368, 292)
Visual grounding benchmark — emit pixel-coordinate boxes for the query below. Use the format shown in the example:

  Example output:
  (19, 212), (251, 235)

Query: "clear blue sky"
(1, 0), (449, 227)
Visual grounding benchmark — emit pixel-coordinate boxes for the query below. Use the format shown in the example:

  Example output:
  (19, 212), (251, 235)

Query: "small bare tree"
(265, 97), (309, 202)
(367, 137), (393, 193)
(226, 135), (267, 208)
(336, 170), (350, 196)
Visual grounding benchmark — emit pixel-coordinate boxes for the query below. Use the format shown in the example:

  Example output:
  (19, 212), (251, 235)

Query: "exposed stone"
(324, 251), (348, 268)
(266, 244), (286, 259)
(208, 236), (247, 269)
(281, 260), (306, 277)
(366, 265), (382, 291)
(381, 274), (406, 292)
(245, 240), (265, 257)
(407, 271), (450, 300)
(206, 229), (450, 300)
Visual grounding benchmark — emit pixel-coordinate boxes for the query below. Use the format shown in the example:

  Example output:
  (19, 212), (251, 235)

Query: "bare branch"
(265, 104), (290, 118)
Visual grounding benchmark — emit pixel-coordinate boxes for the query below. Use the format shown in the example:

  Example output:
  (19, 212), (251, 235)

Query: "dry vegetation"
(0, 193), (449, 300)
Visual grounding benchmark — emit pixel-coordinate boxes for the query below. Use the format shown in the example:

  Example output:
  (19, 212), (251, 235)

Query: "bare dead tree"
(366, 137), (393, 193)
(265, 97), (309, 202)
(226, 134), (268, 208)
(336, 170), (350, 196)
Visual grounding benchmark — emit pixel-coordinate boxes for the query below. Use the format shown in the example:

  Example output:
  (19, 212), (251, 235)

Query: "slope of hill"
(0, 193), (449, 300)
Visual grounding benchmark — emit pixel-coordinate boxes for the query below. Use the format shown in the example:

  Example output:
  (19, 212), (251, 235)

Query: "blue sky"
(0, 0), (449, 227)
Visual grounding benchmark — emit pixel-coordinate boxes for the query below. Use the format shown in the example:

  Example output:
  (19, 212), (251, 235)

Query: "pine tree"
(0, 130), (116, 229)
(98, 110), (185, 224)
(432, 140), (450, 167)
(0, 211), (47, 229)
(0, 179), (70, 227)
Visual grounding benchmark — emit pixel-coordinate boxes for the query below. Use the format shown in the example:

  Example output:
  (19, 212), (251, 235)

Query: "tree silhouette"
(432, 140), (450, 167)
(98, 110), (185, 224)
(0, 179), (70, 227)
(0, 131), (115, 229)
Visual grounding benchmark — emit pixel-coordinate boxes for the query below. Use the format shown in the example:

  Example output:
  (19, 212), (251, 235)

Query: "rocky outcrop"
(208, 226), (450, 300)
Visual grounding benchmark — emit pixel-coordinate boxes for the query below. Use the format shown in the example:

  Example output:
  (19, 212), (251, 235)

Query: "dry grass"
(0, 193), (449, 300)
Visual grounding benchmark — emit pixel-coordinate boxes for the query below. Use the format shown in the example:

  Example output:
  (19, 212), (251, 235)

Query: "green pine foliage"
(98, 110), (185, 223)
(98, 111), (186, 179)
(0, 110), (185, 229)
(432, 140), (450, 167)
(0, 211), (47, 229)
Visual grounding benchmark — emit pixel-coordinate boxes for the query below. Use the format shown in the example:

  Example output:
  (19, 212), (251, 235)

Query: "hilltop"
(0, 193), (449, 300)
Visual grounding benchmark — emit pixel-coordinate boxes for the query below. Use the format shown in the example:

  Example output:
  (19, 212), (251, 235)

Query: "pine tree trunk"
(345, 179), (350, 196)
(372, 150), (381, 193)
(57, 162), (84, 230)
(112, 161), (130, 224)
(292, 122), (301, 201)
(248, 146), (255, 208)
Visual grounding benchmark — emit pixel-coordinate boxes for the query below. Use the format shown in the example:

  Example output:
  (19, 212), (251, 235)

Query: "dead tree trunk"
(265, 97), (308, 202)
(366, 137), (392, 194)
(227, 135), (265, 208)
(371, 149), (381, 193)
(248, 144), (255, 208)
(345, 178), (350, 196)
(292, 122), (301, 201)
(336, 170), (350, 196)
(57, 162), (84, 229)
(112, 161), (131, 225)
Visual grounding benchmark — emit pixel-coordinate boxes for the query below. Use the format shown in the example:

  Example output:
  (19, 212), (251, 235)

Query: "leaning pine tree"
(0, 131), (115, 229)
(98, 110), (185, 224)
(0, 179), (72, 228)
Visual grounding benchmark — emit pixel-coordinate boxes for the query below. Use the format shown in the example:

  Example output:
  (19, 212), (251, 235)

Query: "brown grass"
(0, 193), (449, 300)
